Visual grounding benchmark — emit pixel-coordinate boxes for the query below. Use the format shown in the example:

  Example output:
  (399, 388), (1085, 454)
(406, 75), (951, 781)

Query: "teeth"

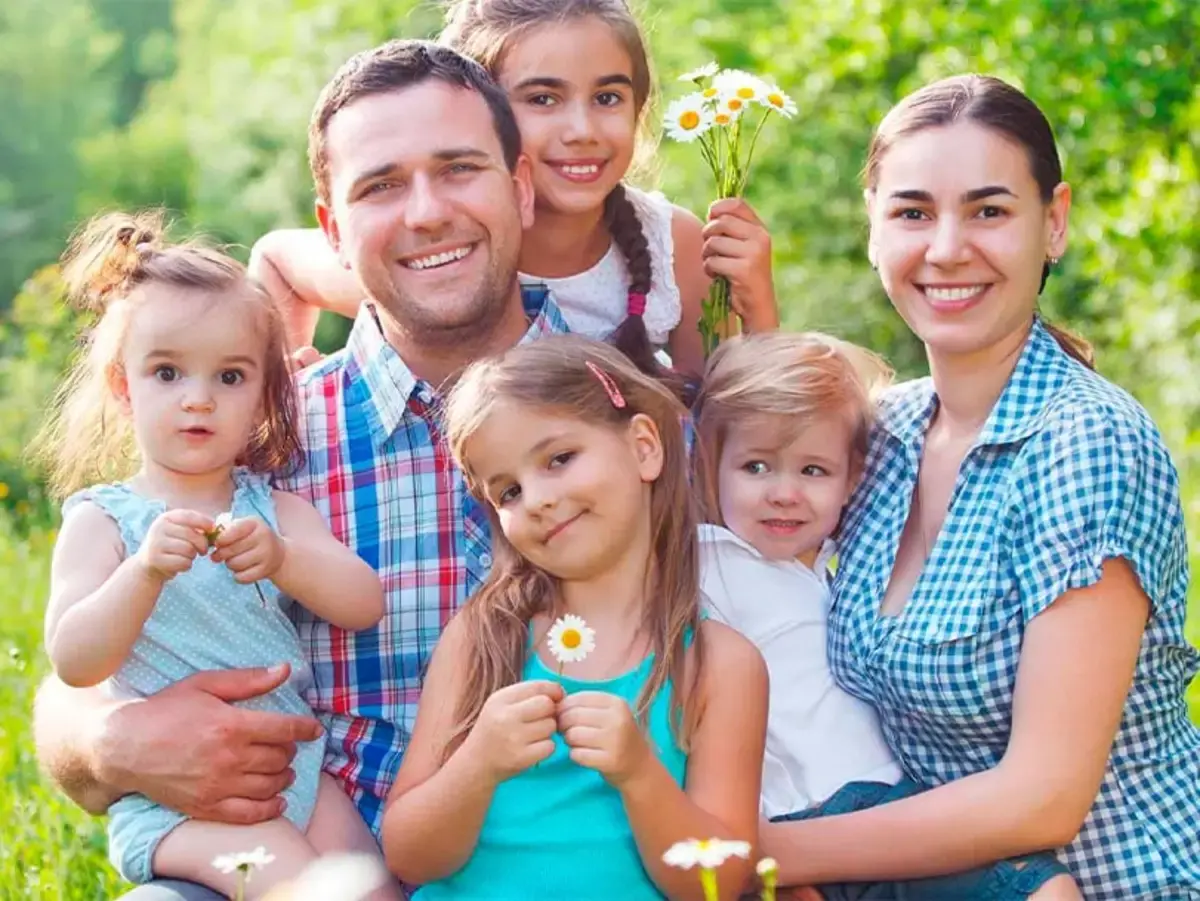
(924, 285), (985, 302)
(405, 246), (470, 271)
(559, 164), (599, 176)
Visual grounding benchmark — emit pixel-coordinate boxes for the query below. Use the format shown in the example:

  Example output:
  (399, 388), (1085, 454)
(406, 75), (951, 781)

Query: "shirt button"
(479, 553), (493, 569)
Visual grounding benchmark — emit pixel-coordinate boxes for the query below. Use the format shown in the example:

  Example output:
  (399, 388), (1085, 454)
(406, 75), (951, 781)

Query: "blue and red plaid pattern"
(276, 286), (568, 836)
(830, 319), (1200, 899)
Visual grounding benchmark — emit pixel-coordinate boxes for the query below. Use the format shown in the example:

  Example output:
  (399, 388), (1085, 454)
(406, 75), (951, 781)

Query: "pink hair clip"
(585, 361), (626, 409)
(626, 291), (647, 317)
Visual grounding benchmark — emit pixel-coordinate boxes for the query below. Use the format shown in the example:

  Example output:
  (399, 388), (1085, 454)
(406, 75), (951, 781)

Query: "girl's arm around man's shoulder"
(623, 619), (769, 901)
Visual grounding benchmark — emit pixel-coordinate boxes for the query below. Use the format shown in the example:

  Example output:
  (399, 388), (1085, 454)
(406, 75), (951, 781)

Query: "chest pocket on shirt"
(888, 574), (1020, 739)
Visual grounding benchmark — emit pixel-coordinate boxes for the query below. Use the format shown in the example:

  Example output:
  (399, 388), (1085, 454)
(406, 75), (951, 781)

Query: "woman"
(762, 74), (1200, 900)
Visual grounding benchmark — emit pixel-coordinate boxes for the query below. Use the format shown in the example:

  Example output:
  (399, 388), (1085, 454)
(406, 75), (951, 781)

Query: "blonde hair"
(692, 331), (893, 525)
(34, 209), (302, 499)
(442, 334), (703, 756)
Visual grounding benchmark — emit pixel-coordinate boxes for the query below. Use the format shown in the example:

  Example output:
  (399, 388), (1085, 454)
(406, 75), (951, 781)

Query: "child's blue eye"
(802, 465), (829, 477)
(742, 460), (768, 475)
(220, 369), (244, 386)
(154, 365), (180, 383)
(498, 484), (521, 505)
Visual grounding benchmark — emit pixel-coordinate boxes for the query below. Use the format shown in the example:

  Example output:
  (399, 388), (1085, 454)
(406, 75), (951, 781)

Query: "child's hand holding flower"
(210, 516), (286, 584)
(702, 197), (778, 332)
(557, 691), (652, 787)
(466, 680), (564, 783)
(136, 509), (215, 583)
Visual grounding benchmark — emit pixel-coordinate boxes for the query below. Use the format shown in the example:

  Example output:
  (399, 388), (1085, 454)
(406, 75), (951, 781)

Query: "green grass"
(0, 519), (1196, 899)
(0, 522), (124, 899)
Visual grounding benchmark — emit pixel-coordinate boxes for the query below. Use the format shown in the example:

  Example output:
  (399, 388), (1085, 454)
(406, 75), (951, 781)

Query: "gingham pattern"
(276, 287), (568, 836)
(830, 319), (1200, 899)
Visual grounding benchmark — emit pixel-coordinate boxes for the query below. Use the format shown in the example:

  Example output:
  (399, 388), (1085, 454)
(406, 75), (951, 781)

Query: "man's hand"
(97, 665), (323, 824)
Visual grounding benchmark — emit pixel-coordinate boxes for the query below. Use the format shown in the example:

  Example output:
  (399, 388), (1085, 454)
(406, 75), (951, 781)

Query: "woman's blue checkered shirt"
(830, 319), (1200, 899)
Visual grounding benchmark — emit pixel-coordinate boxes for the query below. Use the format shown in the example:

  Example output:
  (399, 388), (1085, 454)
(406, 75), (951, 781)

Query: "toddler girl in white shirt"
(692, 330), (902, 819)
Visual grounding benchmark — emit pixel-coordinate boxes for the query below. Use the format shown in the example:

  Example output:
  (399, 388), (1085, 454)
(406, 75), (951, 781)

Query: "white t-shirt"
(518, 186), (682, 346)
(698, 524), (902, 818)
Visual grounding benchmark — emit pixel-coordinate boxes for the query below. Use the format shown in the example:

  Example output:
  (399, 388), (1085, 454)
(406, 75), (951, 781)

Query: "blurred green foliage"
(1, 0), (1196, 661)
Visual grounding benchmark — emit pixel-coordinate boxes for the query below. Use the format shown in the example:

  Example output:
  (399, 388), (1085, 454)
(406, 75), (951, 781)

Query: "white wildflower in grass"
(546, 614), (596, 666)
(664, 94), (714, 143)
(757, 856), (780, 901)
(679, 61), (719, 83)
(213, 847), (275, 901)
(662, 63), (795, 356)
(662, 838), (752, 870)
(663, 839), (752, 901)
(761, 86), (797, 118)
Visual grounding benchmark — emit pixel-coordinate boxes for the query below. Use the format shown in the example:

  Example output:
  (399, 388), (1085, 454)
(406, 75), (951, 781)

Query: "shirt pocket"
(886, 580), (1018, 734)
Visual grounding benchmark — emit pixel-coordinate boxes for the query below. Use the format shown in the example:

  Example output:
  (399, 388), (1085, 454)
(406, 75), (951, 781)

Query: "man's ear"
(628, 413), (665, 484)
(315, 201), (352, 270)
(107, 362), (131, 415)
(513, 154), (536, 231)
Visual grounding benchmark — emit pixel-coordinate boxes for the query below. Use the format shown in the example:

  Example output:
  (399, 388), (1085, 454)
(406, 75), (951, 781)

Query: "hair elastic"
(626, 291), (647, 317)
(585, 361), (626, 409)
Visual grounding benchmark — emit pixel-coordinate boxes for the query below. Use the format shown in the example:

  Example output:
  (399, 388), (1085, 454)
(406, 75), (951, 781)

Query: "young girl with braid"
(250, 0), (779, 379)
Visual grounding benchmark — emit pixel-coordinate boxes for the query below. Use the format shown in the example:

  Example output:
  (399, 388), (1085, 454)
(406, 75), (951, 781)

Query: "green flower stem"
(737, 110), (773, 194)
(234, 867), (247, 901)
(760, 869), (778, 901)
(699, 866), (720, 901)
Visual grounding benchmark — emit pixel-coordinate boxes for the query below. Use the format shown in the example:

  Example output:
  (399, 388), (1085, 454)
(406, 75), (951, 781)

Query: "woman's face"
(866, 121), (1070, 359)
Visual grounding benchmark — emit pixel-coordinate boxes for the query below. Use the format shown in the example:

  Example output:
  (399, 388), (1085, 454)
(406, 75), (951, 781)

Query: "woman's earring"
(1047, 255), (1061, 266)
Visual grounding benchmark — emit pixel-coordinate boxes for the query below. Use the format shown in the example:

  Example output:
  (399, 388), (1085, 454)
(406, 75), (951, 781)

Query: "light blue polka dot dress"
(63, 468), (325, 884)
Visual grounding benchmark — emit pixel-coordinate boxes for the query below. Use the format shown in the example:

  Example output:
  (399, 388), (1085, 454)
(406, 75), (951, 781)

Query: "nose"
(925, 216), (971, 267)
(521, 476), (557, 515)
(181, 378), (215, 413)
(765, 474), (803, 507)
(561, 99), (597, 144)
(403, 173), (451, 232)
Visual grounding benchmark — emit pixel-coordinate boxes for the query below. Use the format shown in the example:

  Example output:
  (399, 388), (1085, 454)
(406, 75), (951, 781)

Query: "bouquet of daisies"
(664, 64), (796, 356)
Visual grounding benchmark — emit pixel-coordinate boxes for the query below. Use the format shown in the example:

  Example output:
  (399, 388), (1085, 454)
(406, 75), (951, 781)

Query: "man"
(33, 39), (569, 899)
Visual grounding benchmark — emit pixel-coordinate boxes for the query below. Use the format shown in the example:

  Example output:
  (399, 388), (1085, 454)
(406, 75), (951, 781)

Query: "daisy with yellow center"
(664, 94), (714, 143)
(546, 614), (596, 671)
(662, 839), (752, 901)
(761, 87), (797, 118)
(678, 61), (719, 83)
(713, 69), (771, 105)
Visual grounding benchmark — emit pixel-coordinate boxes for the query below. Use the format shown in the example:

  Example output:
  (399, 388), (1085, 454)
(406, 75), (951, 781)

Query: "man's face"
(317, 81), (535, 346)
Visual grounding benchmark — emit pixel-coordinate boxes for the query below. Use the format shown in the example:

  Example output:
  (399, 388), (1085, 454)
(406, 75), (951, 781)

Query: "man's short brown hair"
(308, 39), (521, 205)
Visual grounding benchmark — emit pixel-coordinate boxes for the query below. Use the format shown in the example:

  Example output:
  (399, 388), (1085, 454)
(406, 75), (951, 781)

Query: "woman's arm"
(622, 620), (768, 901)
(762, 558), (1147, 884)
(248, 229), (365, 349)
(43, 502), (177, 687)
(268, 490), (384, 631)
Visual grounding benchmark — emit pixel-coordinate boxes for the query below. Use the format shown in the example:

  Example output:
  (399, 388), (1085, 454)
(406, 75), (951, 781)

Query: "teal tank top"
(412, 639), (690, 901)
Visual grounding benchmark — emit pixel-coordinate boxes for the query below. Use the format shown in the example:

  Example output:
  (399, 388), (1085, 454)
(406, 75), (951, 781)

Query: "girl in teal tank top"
(382, 338), (768, 901)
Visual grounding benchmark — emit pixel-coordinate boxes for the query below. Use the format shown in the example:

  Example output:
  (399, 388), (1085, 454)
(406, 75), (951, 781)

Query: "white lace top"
(518, 185), (682, 346)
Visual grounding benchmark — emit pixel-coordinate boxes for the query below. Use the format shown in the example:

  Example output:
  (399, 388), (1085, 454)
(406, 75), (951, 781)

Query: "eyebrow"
(146, 350), (260, 367)
(348, 148), (494, 194)
(888, 186), (1017, 203)
(511, 74), (635, 92)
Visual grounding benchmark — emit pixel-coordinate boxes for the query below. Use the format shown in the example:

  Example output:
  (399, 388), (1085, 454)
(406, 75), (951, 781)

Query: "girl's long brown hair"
(442, 335), (703, 757)
(441, 0), (690, 390)
(33, 209), (303, 499)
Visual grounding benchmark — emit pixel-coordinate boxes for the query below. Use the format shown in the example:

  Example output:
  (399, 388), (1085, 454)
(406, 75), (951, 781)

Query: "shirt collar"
(877, 317), (1079, 450)
(698, 523), (836, 577)
(344, 283), (570, 450)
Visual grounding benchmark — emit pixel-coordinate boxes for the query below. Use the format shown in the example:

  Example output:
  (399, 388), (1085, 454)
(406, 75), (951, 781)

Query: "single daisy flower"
(546, 614), (596, 665)
(757, 856), (779, 901)
(713, 110), (735, 127)
(212, 846), (276, 878)
(713, 69), (772, 105)
(761, 87), (797, 118)
(664, 94), (715, 143)
(679, 61), (719, 83)
(205, 511), (235, 547)
(715, 92), (748, 121)
(662, 838), (752, 870)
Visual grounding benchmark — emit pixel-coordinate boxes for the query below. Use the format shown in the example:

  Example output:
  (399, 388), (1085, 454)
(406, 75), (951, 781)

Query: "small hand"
(210, 517), (285, 584)
(289, 345), (324, 372)
(465, 680), (564, 784)
(135, 509), (213, 582)
(702, 197), (779, 332)
(556, 690), (651, 787)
